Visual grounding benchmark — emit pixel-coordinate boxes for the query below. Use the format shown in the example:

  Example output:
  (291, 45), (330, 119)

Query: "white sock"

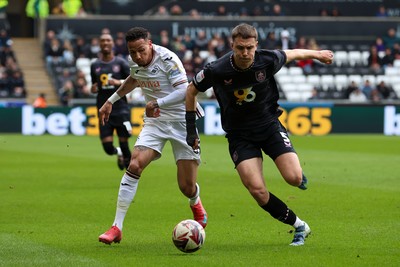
(112, 173), (139, 230)
(293, 217), (304, 228)
(116, 147), (123, 156)
(189, 183), (200, 206)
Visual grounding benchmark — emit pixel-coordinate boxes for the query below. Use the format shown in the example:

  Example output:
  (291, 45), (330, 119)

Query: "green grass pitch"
(1, 134), (399, 267)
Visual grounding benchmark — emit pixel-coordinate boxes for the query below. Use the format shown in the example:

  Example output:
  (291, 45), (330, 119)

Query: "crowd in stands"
(0, 29), (26, 99)
(39, 2), (400, 105)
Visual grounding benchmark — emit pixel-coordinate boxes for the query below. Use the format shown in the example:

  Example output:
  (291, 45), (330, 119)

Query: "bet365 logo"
(384, 106), (400, 135)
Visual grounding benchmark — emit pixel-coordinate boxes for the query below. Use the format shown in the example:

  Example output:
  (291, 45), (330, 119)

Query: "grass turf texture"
(0, 134), (399, 267)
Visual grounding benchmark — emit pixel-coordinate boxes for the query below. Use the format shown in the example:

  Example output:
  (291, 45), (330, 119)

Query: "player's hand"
(99, 101), (113, 125)
(145, 100), (160, 118)
(90, 83), (98, 93)
(318, 50), (334, 64)
(185, 111), (200, 154)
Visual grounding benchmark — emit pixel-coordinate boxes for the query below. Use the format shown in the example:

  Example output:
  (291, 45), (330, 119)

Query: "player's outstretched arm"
(284, 49), (334, 65)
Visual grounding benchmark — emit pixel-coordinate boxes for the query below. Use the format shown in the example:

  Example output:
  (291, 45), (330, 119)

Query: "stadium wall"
(1, 103), (399, 136)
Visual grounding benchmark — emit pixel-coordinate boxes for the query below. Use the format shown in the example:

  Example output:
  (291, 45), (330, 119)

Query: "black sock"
(119, 141), (131, 168)
(261, 193), (296, 225)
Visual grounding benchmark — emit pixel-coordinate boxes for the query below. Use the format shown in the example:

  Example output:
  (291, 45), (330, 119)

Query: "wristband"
(108, 92), (121, 104)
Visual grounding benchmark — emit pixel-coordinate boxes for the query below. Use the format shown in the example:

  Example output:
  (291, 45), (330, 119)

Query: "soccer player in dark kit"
(90, 33), (132, 170)
(185, 23), (334, 246)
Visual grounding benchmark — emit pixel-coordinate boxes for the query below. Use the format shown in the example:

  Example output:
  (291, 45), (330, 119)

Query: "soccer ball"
(172, 219), (205, 253)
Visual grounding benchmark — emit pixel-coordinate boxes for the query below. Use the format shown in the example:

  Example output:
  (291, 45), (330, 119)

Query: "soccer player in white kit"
(98, 27), (207, 245)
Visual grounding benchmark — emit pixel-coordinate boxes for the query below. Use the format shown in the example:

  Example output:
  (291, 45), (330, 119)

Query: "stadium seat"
(285, 91), (302, 101)
(334, 51), (348, 67)
(288, 67), (303, 76)
(362, 75), (376, 85)
(76, 58), (91, 70)
(334, 75), (349, 90)
(320, 75), (335, 90)
(306, 75), (321, 87)
(385, 67), (399, 76)
(276, 75), (293, 84)
(348, 51), (362, 67)
(292, 75), (307, 84)
(281, 83), (297, 92)
(347, 74), (363, 85)
(393, 59), (400, 68)
(376, 75), (390, 84)
(388, 76), (400, 87)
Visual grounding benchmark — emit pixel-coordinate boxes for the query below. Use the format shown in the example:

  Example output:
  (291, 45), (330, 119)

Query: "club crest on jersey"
(112, 65), (121, 73)
(255, 70), (266, 82)
(150, 65), (160, 75)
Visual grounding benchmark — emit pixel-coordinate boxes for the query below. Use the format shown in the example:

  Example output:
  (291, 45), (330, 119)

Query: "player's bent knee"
(102, 142), (115, 155)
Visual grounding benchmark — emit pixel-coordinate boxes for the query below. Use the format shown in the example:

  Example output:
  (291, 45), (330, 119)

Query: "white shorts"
(135, 120), (201, 164)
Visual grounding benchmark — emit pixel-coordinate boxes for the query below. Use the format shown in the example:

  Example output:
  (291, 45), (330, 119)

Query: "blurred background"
(1, 0), (400, 136)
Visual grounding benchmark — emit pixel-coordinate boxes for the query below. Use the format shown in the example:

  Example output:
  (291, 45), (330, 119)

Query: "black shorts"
(226, 120), (296, 167)
(99, 113), (131, 139)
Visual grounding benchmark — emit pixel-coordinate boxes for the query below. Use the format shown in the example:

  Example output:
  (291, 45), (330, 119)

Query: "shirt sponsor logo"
(137, 80), (161, 90)
(170, 65), (182, 78)
(195, 70), (205, 82)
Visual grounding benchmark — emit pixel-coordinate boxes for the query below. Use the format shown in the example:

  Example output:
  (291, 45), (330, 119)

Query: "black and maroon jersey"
(193, 49), (286, 133)
(91, 56), (131, 114)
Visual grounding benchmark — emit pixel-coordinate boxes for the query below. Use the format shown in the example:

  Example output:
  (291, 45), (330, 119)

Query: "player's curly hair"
(231, 23), (258, 41)
(125, 27), (150, 42)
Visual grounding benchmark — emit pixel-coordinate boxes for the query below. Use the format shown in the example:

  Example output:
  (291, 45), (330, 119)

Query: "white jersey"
(129, 44), (188, 121)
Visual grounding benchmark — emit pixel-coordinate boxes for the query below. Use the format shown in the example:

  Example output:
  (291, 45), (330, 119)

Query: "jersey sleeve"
(272, 50), (287, 74)
(192, 62), (213, 92)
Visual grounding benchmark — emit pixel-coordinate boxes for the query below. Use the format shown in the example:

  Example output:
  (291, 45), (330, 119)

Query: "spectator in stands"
(319, 8), (329, 16)
(169, 4), (183, 16)
(265, 32), (278, 50)
(367, 45), (382, 72)
(154, 5), (169, 17)
(376, 80), (397, 99)
(59, 79), (74, 106)
(349, 88), (367, 102)
(345, 81), (359, 99)
(382, 28), (400, 50)
(8, 69), (24, 92)
(360, 79), (374, 99)
(370, 88), (382, 102)
(12, 86), (26, 98)
(376, 5), (389, 17)
(278, 30), (294, 50)
(216, 5), (227, 16)
(158, 30), (171, 50)
(194, 30), (209, 51)
(0, 29), (15, 66)
(33, 93), (47, 108)
(269, 4), (284, 16)
(251, 6), (264, 16)
(182, 34), (195, 51)
(381, 47), (395, 68)
(392, 43), (400, 59)
(62, 39), (75, 66)
(86, 37), (100, 58)
(45, 38), (64, 70)
(114, 34), (129, 59)
(373, 37), (386, 53)
(295, 36), (307, 49)
(331, 6), (341, 17)
(188, 8), (201, 19)
(26, 0), (49, 18)
(62, 0), (85, 17)
(308, 87), (320, 100)
(73, 36), (89, 58)
(56, 67), (73, 89)
(73, 76), (91, 98)
(0, 71), (10, 97)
